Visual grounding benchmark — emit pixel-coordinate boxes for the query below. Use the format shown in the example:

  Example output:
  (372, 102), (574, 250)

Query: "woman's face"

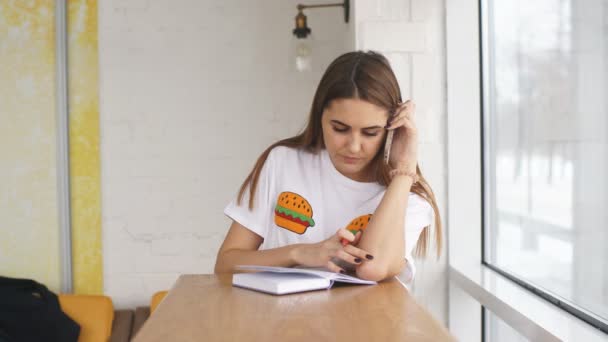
(321, 98), (389, 182)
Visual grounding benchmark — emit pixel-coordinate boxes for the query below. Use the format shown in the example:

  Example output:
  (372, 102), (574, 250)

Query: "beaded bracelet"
(389, 169), (419, 183)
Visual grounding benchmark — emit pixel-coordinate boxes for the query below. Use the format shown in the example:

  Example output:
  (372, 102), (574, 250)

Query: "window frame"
(446, 0), (608, 340)
(478, 0), (608, 333)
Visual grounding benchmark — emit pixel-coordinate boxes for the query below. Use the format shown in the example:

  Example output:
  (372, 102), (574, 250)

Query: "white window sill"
(449, 262), (607, 342)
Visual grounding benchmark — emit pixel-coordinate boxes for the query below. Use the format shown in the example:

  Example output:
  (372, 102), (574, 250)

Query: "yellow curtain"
(0, 0), (102, 294)
(68, 0), (102, 295)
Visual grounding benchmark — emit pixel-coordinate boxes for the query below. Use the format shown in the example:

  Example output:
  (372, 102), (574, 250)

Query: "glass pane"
(483, 0), (608, 323)
(484, 308), (530, 342)
(0, 2), (63, 291)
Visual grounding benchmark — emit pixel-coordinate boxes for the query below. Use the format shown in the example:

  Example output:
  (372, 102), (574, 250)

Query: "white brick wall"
(354, 0), (448, 324)
(99, 0), (354, 308)
(359, 22), (426, 52)
(99, 0), (448, 319)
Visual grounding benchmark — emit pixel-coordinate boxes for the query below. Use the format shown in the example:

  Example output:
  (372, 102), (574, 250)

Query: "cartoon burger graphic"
(346, 214), (373, 236)
(274, 192), (315, 234)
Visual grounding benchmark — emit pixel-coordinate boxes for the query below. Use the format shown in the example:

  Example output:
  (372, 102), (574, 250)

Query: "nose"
(347, 133), (362, 154)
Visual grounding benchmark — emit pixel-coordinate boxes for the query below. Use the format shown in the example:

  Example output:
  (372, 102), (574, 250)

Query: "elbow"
(356, 259), (405, 282)
(356, 263), (388, 282)
(214, 252), (229, 274)
(213, 264), (223, 275)
(213, 262), (222, 275)
(214, 262), (231, 274)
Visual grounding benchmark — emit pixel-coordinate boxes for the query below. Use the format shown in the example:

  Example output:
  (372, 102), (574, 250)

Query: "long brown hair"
(237, 51), (442, 258)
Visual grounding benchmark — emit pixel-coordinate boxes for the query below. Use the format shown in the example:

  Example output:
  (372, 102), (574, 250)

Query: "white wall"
(99, 0), (354, 308)
(354, 0), (448, 324)
(99, 0), (449, 320)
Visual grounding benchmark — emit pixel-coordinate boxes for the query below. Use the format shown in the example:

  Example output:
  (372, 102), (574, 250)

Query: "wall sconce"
(292, 0), (350, 72)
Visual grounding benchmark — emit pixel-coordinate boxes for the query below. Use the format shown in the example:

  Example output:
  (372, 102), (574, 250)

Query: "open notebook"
(232, 265), (376, 295)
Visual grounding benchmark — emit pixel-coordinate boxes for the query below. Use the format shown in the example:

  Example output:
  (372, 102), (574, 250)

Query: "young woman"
(215, 51), (442, 282)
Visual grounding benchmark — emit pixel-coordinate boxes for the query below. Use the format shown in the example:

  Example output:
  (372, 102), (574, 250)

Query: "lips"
(342, 155), (361, 164)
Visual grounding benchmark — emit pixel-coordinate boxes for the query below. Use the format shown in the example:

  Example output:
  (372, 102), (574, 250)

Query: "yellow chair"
(58, 294), (114, 342)
(131, 291), (169, 339)
(150, 291), (168, 313)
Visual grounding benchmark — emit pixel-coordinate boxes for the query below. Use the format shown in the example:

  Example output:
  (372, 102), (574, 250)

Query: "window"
(484, 308), (529, 342)
(481, 0), (608, 332)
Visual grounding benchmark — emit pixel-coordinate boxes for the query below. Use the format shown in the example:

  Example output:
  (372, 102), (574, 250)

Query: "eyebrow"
(330, 120), (383, 130)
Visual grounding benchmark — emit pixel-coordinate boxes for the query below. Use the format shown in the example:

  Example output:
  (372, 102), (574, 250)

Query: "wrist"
(289, 244), (306, 266)
(391, 161), (415, 172)
(388, 168), (418, 184)
(390, 173), (416, 187)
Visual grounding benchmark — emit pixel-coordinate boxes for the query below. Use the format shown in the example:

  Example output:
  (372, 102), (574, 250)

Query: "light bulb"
(295, 39), (312, 72)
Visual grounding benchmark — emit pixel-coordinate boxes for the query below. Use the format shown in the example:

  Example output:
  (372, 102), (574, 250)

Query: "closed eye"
(333, 126), (380, 137)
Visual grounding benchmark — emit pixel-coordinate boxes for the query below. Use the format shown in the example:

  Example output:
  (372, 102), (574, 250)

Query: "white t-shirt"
(224, 146), (433, 282)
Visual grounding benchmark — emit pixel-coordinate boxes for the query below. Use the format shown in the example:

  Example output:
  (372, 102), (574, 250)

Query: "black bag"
(0, 276), (80, 342)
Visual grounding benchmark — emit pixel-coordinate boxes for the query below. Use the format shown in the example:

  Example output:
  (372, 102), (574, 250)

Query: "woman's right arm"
(214, 221), (301, 273)
(214, 221), (372, 274)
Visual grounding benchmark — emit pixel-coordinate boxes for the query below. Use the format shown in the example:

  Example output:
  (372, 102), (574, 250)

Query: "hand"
(293, 228), (373, 273)
(386, 100), (418, 173)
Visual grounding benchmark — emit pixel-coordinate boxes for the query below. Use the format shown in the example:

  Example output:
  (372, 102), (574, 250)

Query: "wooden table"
(133, 274), (454, 341)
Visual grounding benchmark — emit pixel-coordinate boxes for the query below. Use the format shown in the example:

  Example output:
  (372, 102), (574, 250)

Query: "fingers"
(335, 249), (363, 266)
(400, 100), (416, 117)
(337, 228), (356, 244)
(387, 100), (416, 130)
(331, 243), (374, 271)
(343, 244), (374, 262)
(326, 260), (346, 274)
(338, 229), (362, 247)
(352, 230), (362, 245)
(330, 228), (374, 274)
(387, 115), (416, 131)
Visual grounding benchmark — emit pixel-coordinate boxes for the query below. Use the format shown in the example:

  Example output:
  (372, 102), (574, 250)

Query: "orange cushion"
(150, 291), (168, 313)
(58, 294), (114, 342)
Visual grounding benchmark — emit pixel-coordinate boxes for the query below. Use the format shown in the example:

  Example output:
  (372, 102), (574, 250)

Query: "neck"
(344, 165), (375, 183)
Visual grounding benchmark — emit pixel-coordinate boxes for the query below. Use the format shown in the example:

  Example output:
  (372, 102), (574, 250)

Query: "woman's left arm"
(355, 175), (413, 281)
(355, 101), (418, 281)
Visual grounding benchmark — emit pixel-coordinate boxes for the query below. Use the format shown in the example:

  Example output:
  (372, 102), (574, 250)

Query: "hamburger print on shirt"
(224, 146), (434, 283)
(274, 192), (315, 234)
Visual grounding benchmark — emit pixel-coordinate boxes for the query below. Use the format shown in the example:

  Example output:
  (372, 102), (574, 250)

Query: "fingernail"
(365, 254), (374, 260)
(339, 269), (346, 274)
(354, 258), (362, 263)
